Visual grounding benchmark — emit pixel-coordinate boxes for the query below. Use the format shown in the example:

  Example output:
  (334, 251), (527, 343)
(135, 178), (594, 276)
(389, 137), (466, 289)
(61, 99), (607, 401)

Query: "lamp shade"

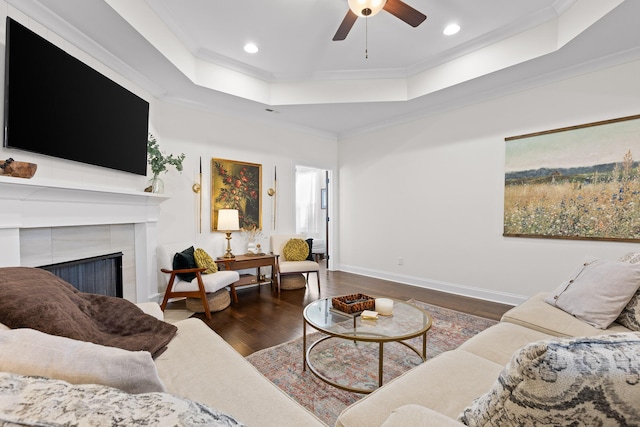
(217, 209), (240, 231)
(348, 0), (386, 17)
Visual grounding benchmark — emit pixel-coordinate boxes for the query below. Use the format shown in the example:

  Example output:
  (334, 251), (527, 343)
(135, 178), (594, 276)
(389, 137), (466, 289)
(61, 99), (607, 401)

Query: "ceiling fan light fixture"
(348, 0), (387, 18)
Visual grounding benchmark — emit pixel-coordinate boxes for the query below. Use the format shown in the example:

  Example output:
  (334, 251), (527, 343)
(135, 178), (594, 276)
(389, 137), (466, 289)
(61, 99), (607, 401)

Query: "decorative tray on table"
(331, 293), (375, 314)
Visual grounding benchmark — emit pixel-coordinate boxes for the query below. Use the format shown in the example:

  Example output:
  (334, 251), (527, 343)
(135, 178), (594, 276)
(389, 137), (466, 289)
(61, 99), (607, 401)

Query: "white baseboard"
(336, 264), (528, 307)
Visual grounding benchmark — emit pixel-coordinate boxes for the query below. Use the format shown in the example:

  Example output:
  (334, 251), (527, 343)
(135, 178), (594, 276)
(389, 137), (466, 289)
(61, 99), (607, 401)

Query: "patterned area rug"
(163, 308), (193, 324)
(246, 299), (497, 426)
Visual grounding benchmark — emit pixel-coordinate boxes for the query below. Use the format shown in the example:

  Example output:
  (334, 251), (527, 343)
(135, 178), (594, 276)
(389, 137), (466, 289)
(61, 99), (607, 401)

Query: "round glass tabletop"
(303, 297), (432, 342)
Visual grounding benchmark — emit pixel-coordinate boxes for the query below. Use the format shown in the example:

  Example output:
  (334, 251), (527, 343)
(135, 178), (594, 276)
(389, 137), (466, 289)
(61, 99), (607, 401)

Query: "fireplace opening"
(39, 252), (124, 298)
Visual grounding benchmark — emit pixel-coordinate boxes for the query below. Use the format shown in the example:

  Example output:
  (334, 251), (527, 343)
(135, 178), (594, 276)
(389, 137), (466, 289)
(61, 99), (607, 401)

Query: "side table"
(217, 254), (280, 293)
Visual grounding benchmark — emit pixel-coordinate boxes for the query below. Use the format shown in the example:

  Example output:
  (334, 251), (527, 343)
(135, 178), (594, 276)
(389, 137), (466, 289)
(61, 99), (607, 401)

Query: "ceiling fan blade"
(383, 0), (426, 27)
(333, 9), (358, 41)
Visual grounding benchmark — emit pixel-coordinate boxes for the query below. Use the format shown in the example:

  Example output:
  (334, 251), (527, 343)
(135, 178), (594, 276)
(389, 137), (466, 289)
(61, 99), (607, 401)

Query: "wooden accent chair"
(157, 243), (240, 319)
(270, 235), (321, 293)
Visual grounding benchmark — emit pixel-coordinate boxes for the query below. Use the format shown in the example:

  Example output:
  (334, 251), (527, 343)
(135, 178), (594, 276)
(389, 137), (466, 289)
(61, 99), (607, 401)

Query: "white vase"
(149, 175), (164, 193)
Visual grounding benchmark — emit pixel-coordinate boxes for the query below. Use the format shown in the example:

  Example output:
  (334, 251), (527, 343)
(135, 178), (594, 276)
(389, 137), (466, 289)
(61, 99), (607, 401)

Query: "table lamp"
(217, 209), (240, 258)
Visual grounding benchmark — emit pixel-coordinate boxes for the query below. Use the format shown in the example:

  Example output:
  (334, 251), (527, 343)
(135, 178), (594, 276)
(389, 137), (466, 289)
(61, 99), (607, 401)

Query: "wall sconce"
(217, 209), (240, 258)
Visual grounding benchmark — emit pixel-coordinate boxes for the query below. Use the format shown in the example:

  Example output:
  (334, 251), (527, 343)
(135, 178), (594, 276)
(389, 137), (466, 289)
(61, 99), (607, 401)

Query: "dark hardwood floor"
(168, 267), (513, 357)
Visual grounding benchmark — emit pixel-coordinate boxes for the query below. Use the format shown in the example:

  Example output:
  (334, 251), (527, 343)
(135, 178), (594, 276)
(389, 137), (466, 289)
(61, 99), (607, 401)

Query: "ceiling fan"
(333, 0), (427, 41)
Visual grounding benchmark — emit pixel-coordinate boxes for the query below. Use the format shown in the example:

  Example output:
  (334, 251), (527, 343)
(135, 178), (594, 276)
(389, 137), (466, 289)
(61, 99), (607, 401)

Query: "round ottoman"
(280, 273), (306, 290)
(186, 288), (230, 313)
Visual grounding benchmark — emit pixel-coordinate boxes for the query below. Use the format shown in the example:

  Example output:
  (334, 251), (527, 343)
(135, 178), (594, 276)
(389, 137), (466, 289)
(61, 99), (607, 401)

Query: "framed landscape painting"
(503, 114), (640, 242)
(211, 158), (262, 231)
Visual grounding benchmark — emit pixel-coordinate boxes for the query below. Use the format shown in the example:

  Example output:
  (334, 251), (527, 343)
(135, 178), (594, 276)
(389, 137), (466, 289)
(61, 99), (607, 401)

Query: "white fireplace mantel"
(0, 176), (168, 302)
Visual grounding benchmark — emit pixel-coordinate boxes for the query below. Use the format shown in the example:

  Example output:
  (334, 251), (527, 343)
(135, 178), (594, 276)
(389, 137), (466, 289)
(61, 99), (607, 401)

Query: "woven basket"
(280, 274), (306, 290)
(186, 288), (230, 313)
(331, 293), (375, 314)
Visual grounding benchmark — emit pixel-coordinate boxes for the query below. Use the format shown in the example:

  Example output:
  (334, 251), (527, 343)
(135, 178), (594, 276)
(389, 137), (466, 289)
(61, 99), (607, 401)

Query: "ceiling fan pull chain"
(365, 16), (369, 59)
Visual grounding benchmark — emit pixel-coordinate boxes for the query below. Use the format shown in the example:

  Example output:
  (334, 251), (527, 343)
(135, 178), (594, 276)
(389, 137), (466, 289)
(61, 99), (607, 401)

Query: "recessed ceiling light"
(244, 43), (259, 54)
(443, 24), (460, 36)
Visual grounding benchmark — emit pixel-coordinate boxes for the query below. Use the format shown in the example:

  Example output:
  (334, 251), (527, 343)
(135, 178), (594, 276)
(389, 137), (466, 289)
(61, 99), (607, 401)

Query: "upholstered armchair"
(157, 243), (240, 319)
(270, 235), (320, 292)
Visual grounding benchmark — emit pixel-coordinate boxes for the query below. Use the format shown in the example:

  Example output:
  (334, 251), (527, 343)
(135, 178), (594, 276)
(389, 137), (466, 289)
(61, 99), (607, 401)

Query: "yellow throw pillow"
(283, 239), (309, 261)
(194, 248), (218, 274)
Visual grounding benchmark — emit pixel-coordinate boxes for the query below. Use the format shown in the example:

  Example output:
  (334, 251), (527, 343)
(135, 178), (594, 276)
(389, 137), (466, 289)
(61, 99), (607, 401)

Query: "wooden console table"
(217, 254), (280, 293)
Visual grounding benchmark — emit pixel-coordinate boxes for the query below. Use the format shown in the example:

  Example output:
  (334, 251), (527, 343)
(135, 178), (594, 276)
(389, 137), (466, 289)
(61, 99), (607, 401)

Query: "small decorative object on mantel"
(145, 134), (185, 193)
(0, 158), (37, 179)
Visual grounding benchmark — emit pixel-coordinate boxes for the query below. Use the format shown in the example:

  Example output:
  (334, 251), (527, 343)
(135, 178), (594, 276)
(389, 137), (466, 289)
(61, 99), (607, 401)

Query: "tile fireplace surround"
(0, 177), (168, 303)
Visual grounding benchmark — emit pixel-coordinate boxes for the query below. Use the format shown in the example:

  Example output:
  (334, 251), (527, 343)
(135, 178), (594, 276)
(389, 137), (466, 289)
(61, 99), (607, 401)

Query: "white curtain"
(295, 166), (324, 238)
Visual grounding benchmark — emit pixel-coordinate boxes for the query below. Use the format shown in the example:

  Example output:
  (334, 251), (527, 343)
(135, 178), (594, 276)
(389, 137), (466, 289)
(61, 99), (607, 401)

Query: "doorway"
(295, 166), (330, 268)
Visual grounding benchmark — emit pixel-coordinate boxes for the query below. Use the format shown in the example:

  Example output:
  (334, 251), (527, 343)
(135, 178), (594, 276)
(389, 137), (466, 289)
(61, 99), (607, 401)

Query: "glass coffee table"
(303, 297), (432, 394)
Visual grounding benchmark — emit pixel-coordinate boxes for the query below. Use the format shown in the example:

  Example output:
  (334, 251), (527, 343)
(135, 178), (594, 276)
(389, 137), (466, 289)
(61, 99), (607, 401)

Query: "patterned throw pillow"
(194, 248), (218, 274)
(0, 372), (246, 427)
(617, 252), (640, 331)
(283, 238), (309, 261)
(458, 333), (640, 427)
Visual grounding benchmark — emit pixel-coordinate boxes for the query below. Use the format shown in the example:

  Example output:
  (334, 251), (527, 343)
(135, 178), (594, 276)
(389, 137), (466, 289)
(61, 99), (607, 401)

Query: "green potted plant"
(146, 134), (185, 193)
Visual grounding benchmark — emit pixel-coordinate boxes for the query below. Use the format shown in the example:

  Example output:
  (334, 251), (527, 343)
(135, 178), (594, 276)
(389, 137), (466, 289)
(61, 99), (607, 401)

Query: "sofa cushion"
(278, 260), (320, 274)
(458, 322), (553, 366)
(0, 328), (165, 394)
(335, 350), (504, 427)
(173, 246), (198, 281)
(458, 333), (640, 427)
(618, 252), (640, 331)
(195, 247), (218, 273)
(283, 238), (309, 261)
(543, 257), (640, 329)
(501, 293), (632, 337)
(136, 301), (165, 321)
(156, 318), (325, 427)
(381, 404), (465, 427)
(172, 270), (239, 293)
(0, 372), (245, 427)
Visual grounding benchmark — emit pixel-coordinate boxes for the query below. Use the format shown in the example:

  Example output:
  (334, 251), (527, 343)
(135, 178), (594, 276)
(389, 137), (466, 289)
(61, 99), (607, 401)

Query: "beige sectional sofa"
(336, 292), (640, 426)
(0, 300), (325, 427)
(151, 311), (326, 426)
(2, 256), (640, 426)
(150, 310), (324, 426)
(0, 265), (326, 426)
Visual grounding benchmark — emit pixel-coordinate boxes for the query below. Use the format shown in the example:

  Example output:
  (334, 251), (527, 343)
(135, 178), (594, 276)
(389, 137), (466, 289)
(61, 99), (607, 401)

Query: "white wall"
(147, 100), (338, 257)
(6, 1), (640, 306)
(0, 6), (338, 300)
(338, 59), (640, 305)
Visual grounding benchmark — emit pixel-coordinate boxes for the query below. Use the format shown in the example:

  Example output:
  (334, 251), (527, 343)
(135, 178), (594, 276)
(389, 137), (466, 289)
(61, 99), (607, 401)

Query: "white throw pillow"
(544, 257), (640, 329)
(0, 328), (165, 394)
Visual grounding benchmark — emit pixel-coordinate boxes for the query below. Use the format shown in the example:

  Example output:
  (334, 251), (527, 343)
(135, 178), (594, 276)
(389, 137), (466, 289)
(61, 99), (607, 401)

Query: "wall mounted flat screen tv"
(3, 17), (149, 175)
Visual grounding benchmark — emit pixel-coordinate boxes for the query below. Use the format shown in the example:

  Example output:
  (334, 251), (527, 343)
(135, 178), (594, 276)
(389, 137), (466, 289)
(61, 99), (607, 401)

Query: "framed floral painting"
(504, 114), (640, 241)
(211, 158), (262, 231)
